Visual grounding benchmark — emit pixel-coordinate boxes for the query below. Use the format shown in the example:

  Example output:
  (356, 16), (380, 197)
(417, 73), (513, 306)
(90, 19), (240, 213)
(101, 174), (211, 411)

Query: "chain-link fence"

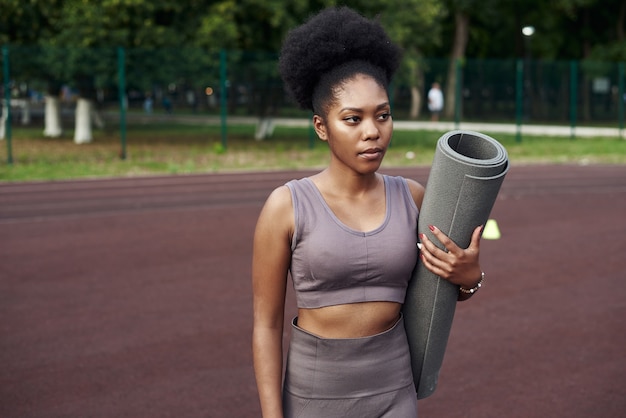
(1, 45), (625, 162)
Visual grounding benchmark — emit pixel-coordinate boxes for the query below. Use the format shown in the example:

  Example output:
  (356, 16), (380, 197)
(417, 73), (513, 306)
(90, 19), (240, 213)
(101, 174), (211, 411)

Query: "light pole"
(522, 26), (535, 121)
(522, 25), (535, 38)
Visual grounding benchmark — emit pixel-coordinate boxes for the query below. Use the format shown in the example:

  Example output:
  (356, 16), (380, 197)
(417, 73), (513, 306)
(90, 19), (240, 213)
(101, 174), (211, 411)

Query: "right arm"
(252, 185), (294, 418)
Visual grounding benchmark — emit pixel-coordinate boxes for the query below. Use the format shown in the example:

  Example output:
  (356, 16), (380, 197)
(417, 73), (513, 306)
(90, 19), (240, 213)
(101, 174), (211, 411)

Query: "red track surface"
(1, 164), (625, 417)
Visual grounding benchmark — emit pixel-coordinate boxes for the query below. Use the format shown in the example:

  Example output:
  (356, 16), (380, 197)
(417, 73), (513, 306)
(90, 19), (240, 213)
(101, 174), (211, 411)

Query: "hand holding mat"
(403, 130), (509, 399)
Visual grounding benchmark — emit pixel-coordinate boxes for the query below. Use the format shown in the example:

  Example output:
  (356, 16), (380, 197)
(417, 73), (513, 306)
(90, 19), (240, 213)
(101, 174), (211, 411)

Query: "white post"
(92, 107), (105, 129)
(43, 95), (63, 137)
(74, 98), (93, 144)
(0, 102), (6, 140)
(255, 117), (275, 140)
(20, 99), (31, 125)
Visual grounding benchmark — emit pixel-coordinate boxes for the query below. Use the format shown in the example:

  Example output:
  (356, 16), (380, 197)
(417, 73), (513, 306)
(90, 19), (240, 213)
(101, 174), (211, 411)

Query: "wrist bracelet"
(459, 271), (485, 294)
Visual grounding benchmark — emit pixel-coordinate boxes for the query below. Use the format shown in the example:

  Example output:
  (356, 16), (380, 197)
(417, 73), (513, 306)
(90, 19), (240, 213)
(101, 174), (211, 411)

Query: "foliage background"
(2, 0), (624, 60)
(1, 0), (625, 181)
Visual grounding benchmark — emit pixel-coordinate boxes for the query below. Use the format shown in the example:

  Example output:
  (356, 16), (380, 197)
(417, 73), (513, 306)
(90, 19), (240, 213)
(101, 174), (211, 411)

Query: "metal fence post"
(117, 47), (127, 159)
(515, 59), (523, 143)
(220, 49), (228, 149)
(619, 62), (625, 139)
(569, 60), (578, 140)
(2, 45), (13, 164)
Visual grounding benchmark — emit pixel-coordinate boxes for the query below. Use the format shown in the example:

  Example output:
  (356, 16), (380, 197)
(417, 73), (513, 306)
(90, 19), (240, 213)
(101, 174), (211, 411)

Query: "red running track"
(1, 164), (625, 417)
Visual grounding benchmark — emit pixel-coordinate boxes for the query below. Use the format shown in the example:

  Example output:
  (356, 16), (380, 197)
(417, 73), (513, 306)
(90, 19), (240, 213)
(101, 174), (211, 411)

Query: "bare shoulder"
(263, 184), (292, 214)
(404, 178), (425, 210)
(255, 184), (294, 237)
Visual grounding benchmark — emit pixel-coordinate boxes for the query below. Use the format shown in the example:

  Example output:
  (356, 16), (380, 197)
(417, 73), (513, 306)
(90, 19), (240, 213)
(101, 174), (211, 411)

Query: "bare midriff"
(296, 301), (402, 339)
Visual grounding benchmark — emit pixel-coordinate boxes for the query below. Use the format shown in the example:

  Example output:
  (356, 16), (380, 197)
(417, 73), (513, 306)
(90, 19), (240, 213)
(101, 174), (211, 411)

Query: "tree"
(41, 0), (218, 142)
(375, 0), (446, 119)
(0, 0), (64, 45)
(194, 0), (337, 138)
(439, 0), (506, 120)
(325, 0), (445, 120)
(0, 0), (65, 136)
(3, 0), (624, 133)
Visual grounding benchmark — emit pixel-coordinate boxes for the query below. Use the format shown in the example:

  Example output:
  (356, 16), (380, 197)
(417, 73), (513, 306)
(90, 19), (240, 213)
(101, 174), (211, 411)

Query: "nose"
(361, 117), (380, 141)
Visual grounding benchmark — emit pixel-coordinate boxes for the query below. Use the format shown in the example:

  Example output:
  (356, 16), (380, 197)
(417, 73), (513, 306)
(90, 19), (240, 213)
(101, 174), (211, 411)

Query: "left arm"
(405, 178), (483, 301)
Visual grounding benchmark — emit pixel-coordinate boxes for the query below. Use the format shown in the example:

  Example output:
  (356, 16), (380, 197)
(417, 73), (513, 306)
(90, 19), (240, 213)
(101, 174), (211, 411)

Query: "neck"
(319, 165), (381, 197)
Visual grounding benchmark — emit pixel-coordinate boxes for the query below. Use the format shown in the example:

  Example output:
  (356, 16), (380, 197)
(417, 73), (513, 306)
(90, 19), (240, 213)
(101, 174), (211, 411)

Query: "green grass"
(1, 122), (625, 182)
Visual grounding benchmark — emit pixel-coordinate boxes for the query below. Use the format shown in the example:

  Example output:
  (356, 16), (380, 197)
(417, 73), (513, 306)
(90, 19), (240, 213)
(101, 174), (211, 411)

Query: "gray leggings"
(283, 315), (418, 417)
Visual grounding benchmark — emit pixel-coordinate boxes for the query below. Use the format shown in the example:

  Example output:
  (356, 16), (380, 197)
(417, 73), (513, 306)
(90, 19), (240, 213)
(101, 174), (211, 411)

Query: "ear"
(312, 115), (328, 142)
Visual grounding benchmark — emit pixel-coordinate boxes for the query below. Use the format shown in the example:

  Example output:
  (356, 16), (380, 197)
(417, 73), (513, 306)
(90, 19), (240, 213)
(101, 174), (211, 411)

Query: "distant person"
(428, 82), (444, 122)
(143, 94), (153, 114)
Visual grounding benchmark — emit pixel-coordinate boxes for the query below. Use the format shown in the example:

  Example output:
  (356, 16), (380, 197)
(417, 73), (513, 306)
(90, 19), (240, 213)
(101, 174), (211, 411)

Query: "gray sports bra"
(286, 175), (419, 309)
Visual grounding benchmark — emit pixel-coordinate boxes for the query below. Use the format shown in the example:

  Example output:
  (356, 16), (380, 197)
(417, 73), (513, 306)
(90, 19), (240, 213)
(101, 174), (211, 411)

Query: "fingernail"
(428, 225), (435, 232)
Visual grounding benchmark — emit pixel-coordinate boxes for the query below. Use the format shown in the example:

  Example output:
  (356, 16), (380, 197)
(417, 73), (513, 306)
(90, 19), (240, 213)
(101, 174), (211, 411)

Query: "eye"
(344, 115), (361, 123)
(378, 112), (391, 121)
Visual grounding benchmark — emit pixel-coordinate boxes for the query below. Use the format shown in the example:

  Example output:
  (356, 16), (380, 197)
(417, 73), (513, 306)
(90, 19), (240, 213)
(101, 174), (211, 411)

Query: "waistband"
(284, 314), (414, 399)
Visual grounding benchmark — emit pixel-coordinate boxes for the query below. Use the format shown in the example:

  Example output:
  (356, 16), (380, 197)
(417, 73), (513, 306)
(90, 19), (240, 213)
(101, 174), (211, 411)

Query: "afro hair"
(278, 6), (402, 113)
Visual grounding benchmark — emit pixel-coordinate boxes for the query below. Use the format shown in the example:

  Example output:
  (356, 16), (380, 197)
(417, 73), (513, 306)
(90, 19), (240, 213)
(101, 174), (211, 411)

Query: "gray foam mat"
(403, 130), (509, 399)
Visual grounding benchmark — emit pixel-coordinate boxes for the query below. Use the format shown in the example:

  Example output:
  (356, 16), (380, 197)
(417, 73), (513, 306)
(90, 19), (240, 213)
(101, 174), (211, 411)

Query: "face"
(313, 74), (393, 175)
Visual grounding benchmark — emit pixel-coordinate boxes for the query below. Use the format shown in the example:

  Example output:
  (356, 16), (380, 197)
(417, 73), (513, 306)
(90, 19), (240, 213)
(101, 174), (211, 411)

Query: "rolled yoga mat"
(403, 130), (509, 399)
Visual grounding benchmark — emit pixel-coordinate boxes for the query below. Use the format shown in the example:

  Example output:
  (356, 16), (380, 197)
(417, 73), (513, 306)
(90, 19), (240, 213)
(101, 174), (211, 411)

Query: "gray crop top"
(286, 175), (419, 309)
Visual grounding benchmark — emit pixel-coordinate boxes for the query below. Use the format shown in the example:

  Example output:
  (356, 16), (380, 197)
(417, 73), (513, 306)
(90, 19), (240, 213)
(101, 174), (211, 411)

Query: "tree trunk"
(74, 98), (93, 144)
(92, 106), (105, 129)
(444, 12), (470, 119)
(0, 103), (6, 140)
(618, 0), (625, 41)
(409, 57), (424, 119)
(409, 68), (424, 119)
(43, 95), (63, 137)
(410, 86), (421, 119)
(19, 99), (31, 125)
(255, 117), (275, 140)
(581, 8), (592, 122)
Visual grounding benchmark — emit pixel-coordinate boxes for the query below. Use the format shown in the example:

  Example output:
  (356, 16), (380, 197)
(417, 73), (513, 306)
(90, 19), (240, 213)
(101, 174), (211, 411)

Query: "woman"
(252, 7), (484, 417)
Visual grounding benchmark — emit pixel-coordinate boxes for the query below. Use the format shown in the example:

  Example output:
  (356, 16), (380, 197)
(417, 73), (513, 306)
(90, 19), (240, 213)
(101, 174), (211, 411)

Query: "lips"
(359, 147), (384, 160)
